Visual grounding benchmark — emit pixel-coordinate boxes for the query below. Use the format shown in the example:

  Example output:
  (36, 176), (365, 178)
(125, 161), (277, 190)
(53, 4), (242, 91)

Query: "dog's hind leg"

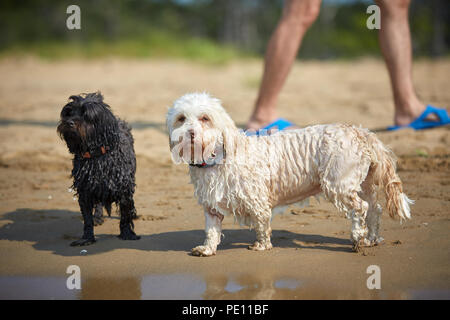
(323, 184), (369, 251)
(118, 196), (140, 241)
(105, 202), (112, 217)
(93, 203), (104, 226)
(70, 196), (96, 246)
(323, 185), (370, 251)
(321, 157), (370, 251)
(338, 192), (369, 252)
(350, 208), (369, 252)
(130, 201), (138, 220)
(360, 174), (384, 246)
(248, 211), (273, 251)
(192, 208), (223, 257)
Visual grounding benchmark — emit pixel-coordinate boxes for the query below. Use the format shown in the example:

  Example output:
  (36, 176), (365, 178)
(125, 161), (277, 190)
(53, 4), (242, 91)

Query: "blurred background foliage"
(0, 0), (448, 62)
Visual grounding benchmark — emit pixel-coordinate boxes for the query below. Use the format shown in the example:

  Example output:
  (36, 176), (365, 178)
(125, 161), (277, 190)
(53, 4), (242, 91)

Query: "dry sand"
(0, 57), (449, 299)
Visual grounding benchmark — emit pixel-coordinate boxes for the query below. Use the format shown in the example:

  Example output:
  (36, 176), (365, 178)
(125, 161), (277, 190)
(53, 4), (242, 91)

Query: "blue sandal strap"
(409, 105), (450, 130)
(387, 105), (450, 131)
(262, 118), (294, 131)
(246, 118), (295, 136)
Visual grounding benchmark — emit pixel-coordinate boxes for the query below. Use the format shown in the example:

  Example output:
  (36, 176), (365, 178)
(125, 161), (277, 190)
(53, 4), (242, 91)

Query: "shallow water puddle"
(140, 274), (206, 299)
(0, 275), (448, 299)
(0, 276), (77, 299)
(0, 274), (302, 299)
(274, 278), (302, 290)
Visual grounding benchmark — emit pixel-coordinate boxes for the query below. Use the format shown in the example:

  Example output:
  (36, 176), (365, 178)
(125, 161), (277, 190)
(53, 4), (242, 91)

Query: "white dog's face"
(167, 93), (235, 165)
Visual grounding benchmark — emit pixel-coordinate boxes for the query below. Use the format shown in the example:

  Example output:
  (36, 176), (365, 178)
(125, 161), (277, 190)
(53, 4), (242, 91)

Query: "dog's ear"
(82, 104), (99, 122)
(76, 92), (112, 124)
(168, 136), (177, 152)
(209, 101), (237, 160)
(166, 109), (176, 151)
(220, 119), (237, 161)
(68, 94), (83, 106)
(83, 102), (108, 123)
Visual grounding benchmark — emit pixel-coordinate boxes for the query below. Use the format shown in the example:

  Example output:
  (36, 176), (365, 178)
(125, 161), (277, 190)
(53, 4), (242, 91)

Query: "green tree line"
(0, 0), (448, 61)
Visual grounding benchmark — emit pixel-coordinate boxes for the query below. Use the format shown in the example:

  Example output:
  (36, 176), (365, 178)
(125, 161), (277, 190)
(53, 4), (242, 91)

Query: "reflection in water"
(141, 274), (205, 300)
(274, 278), (301, 290)
(203, 274), (303, 300)
(224, 278), (245, 293)
(80, 277), (141, 300)
(0, 276), (76, 300)
(0, 275), (448, 300)
(409, 290), (450, 300)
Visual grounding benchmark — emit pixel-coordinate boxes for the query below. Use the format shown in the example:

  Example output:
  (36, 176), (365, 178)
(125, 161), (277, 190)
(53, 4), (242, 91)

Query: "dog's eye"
(200, 116), (210, 122)
(177, 115), (186, 123)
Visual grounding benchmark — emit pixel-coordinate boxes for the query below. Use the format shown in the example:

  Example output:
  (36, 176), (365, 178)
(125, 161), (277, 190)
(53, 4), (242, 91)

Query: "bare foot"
(394, 101), (448, 127)
(246, 109), (300, 134)
(395, 102), (426, 126)
(246, 109), (278, 131)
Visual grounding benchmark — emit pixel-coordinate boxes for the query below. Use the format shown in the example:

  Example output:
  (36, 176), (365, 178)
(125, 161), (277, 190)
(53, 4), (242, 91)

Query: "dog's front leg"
(191, 208), (223, 257)
(70, 196), (96, 246)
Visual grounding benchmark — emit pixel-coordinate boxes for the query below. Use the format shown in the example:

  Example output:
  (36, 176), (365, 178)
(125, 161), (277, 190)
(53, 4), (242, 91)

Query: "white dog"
(166, 92), (413, 256)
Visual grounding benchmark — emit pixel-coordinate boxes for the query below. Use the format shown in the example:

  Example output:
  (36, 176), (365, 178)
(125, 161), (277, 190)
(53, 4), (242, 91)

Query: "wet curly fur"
(57, 92), (140, 246)
(167, 92), (413, 256)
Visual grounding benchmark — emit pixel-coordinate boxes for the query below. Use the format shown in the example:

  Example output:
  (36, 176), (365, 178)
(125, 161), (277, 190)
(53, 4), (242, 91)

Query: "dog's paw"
(373, 236), (384, 245)
(248, 241), (273, 251)
(118, 229), (140, 240)
(70, 238), (96, 246)
(353, 237), (384, 251)
(352, 241), (360, 252)
(366, 236), (384, 246)
(191, 245), (215, 257)
(118, 233), (141, 241)
(352, 236), (385, 252)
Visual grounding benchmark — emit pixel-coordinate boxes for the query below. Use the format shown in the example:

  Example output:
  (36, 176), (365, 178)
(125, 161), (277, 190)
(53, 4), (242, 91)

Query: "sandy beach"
(0, 57), (449, 299)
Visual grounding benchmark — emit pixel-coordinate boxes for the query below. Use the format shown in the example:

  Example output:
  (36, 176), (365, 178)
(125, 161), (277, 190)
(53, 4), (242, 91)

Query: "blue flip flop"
(246, 118), (295, 136)
(388, 105), (450, 131)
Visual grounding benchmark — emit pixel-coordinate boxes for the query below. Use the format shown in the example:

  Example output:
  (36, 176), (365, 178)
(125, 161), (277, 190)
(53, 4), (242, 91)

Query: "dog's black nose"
(67, 120), (75, 127)
(189, 130), (195, 139)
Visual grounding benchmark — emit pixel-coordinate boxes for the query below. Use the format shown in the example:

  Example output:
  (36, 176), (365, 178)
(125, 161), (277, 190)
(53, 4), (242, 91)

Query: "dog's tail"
(368, 133), (414, 222)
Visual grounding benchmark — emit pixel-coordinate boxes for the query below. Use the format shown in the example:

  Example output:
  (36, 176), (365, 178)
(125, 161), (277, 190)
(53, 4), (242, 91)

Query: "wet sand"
(0, 57), (449, 299)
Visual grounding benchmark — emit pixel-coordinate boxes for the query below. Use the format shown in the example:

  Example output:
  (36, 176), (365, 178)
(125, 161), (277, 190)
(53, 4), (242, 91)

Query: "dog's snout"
(67, 120), (75, 127)
(188, 129), (195, 139)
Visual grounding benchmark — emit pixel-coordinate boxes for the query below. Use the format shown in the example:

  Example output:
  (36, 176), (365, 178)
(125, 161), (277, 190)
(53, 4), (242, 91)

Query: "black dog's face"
(57, 101), (89, 153)
(57, 93), (117, 154)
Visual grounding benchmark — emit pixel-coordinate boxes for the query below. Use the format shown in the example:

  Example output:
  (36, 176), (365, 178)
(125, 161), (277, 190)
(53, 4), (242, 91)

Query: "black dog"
(57, 92), (140, 246)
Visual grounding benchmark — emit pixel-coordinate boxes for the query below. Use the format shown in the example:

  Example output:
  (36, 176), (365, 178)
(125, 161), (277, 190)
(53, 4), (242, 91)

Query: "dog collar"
(82, 146), (109, 159)
(189, 162), (216, 168)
